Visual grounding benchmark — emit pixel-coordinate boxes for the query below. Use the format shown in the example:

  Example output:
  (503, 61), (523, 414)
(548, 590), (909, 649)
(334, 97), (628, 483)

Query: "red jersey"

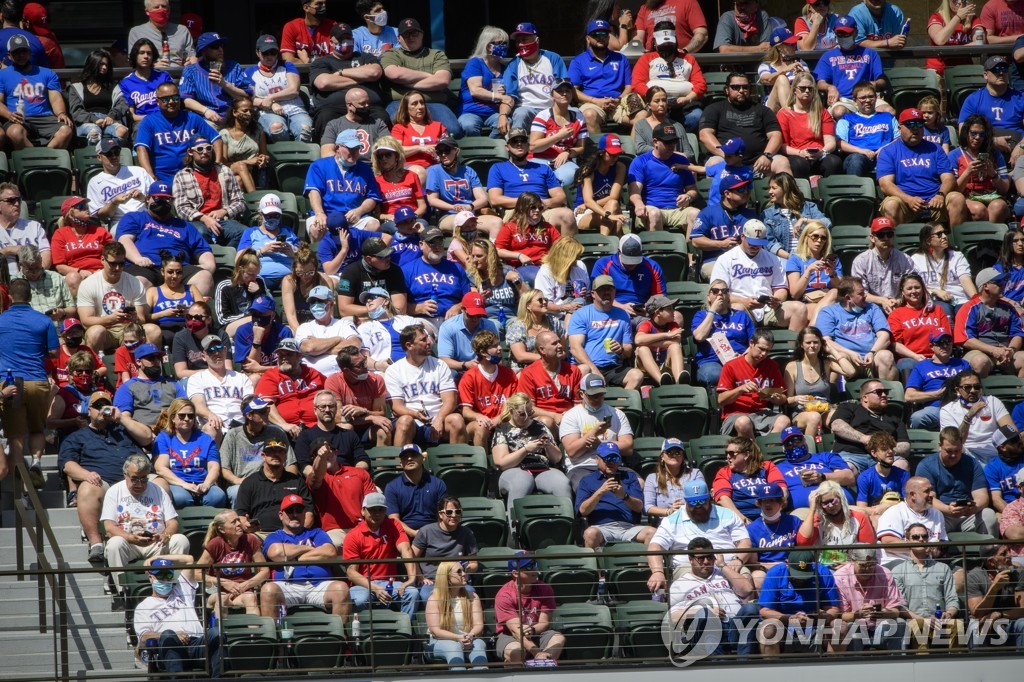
(255, 365), (326, 428)
(50, 225), (112, 272)
(630, 50), (706, 99)
(309, 465), (376, 532)
(887, 304), (951, 358)
(46, 344), (102, 386)
(529, 108), (587, 160)
(375, 169), (424, 215)
(716, 354), (785, 418)
(494, 222), (561, 266)
(926, 12), (975, 73)
(114, 346), (139, 386)
(390, 121), (446, 168)
(325, 372), (385, 412)
(635, 0), (707, 51)
(494, 579), (556, 634)
(280, 17), (337, 59)
(517, 359), (581, 414)
(342, 517), (410, 581)
(636, 318), (680, 366)
(457, 365), (518, 418)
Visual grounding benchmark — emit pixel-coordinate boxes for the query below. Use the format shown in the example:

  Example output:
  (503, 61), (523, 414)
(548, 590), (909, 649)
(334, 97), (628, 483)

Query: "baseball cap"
(335, 129), (362, 149)
(652, 123), (679, 142)
(399, 444), (425, 458)
(148, 181), (172, 198)
(89, 390), (113, 407)
(662, 438), (685, 453)
(359, 286), (391, 304)
(588, 20), (611, 34)
(264, 438), (288, 451)
(592, 274), (616, 290)
(993, 424), (1021, 449)
(362, 492), (387, 509)
(306, 285), (333, 302)
(196, 32), (226, 53)
(835, 15), (857, 34)
(6, 34), (29, 53)
(511, 22), (538, 37)
(421, 226), (445, 243)
(653, 28), (676, 46)
(96, 138), (122, 155)
(506, 127), (530, 143)
(975, 267), (1007, 290)
(256, 34), (279, 52)
(596, 442), (621, 461)
(598, 134), (624, 155)
(743, 219), (769, 246)
(60, 196), (88, 216)
(181, 13), (203, 39)
(770, 28), (798, 46)
(461, 292), (486, 316)
(60, 317), (84, 334)
(148, 557), (175, 576)
(683, 480), (710, 504)
(200, 334), (225, 351)
(242, 396), (271, 414)
(1016, 469), (1024, 486)
(551, 77), (574, 92)
(780, 426), (805, 444)
(133, 343), (162, 359)
(721, 169), (752, 191)
(929, 330), (953, 344)
(279, 494), (305, 511)
(250, 295), (275, 314)
(788, 550), (819, 580)
(23, 4), (52, 36)
(362, 237), (393, 258)
(870, 216), (896, 233)
(398, 18), (422, 35)
(580, 372), (607, 395)
(985, 55), (1010, 71)
(393, 206), (416, 223)
(507, 551), (538, 571)
(277, 338), (300, 353)
(619, 233), (643, 266)
(435, 134), (459, 149)
(756, 482), (785, 500)
(259, 193), (282, 214)
(331, 23), (353, 39)
(898, 108), (925, 125)
(719, 138), (746, 156)
(189, 136), (212, 150)
(645, 294), (679, 314)
(453, 211), (476, 227)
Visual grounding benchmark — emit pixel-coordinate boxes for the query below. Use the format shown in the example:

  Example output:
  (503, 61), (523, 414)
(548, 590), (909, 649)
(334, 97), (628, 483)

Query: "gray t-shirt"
(127, 22), (195, 66)
(219, 424), (295, 481)
(411, 523), (479, 579)
(965, 566), (1024, 612)
(713, 10), (772, 50)
(321, 117), (391, 159)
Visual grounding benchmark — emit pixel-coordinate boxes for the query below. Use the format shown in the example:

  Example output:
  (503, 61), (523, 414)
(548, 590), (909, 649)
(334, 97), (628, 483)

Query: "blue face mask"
(153, 580), (174, 596)
(584, 400), (603, 414)
(850, 305), (865, 314)
(310, 302), (330, 319)
(487, 353), (502, 365)
(368, 305), (387, 320)
(263, 216), (280, 230)
(784, 442), (809, 462)
(488, 43), (508, 58)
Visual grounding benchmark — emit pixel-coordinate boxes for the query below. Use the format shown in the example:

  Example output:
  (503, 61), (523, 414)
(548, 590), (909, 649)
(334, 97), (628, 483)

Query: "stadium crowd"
(1, 0), (1024, 675)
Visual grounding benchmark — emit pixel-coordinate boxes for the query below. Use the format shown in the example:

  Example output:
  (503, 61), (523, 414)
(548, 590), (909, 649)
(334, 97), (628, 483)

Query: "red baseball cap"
(181, 13), (204, 39)
(598, 134), (624, 155)
(22, 3), (53, 36)
(898, 108), (925, 125)
(461, 292), (486, 316)
(279, 494), (305, 511)
(61, 196), (88, 215)
(870, 217), (896, 233)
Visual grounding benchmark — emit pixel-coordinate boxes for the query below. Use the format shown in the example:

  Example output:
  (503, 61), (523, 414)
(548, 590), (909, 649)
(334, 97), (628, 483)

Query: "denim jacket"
(763, 201), (831, 257)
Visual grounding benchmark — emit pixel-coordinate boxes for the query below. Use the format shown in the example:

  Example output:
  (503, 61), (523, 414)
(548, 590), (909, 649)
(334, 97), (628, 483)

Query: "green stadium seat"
(615, 600), (669, 660)
(815, 175), (877, 226)
(176, 506), (219, 558)
(221, 614), (278, 674)
(458, 136), (508, 160)
(702, 71), (732, 108)
(38, 195), (71, 236)
(630, 436), (665, 479)
(284, 612), (346, 671)
(686, 435), (731, 468)
(366, 446), (404, 489)
(894, 222), (926, 253)
(578, 233), (618, 271)
(553, 603), (614, 661)
(980, 375), (1024, 413)
(12, 148), (73, 201)
(351, 610), (414, 668)
(952, 221), (1006, 272)
(696, 176), (713, 201)
(472, 546), (515, 607)
(459, 497), (508, 548)
(649, 384), (709, 441)
(511, 494), (575, 549)
(638, 231), (688, 280)
(535, 545), (599, 603)
(268, 141), (319, 195)
(209, 244), (236, 282)
(944, 64), (984, 116)
(426, 444), (489, 497)
(830, 224), (871, 277)
(603, 387), (644, 434)
(886, 67), (941, 112)
(665, 281), (708, 323)
(599, 550), (653, 602)
(765, 329), (798, 365)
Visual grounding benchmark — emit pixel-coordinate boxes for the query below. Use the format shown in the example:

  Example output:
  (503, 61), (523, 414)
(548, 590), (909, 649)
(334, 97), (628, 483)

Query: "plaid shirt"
(27, 270), (74, 326)
(171, 163), (245, 221)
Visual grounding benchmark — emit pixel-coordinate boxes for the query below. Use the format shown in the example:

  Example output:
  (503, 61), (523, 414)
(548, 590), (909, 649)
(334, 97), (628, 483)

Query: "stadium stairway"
(0, 452), (137, 679)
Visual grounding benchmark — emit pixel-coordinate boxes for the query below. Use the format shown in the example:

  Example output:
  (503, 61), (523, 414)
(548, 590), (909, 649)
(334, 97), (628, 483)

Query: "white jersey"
(186, 369), (254, 429)
(357, 315), (419, 366)
(87, 166), (153, 231)
(76, 270), (147, 313)
(100, 480), (178, 535)
(384, 355), (456, 420)
(534, 260), (589, 307)
(911, 251), (971, 306)
(710, 246), (786, 322)
(248, 66), (306, 117)
(0, 218), (49, 276)
(670, 568), (744, 619)
(876, 501), (948, 561)
(133, 573), (203, 640)
(295, 317), (360, 376)
(558, 403), (633, 473)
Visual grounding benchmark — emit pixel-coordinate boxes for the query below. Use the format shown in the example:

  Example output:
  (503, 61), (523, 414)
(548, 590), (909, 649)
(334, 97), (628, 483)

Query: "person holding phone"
(916, 426), (1000, 537)
(949, 114), (1012, 223)
(576, 442), (656, 550)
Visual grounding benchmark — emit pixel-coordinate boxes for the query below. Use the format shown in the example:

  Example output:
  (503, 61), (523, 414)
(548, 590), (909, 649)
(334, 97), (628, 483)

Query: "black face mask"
(65, 336), (84, 348)
(150, 199), (173, 219)
(354, 106), (371, 119)
(141, 365), (162, 380)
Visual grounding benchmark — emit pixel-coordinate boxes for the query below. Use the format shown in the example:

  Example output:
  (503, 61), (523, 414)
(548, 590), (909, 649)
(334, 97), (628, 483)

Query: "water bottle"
(276, 603), (286, 626)
(652, 588), (666, 603)
(386, 577), (395, 599)
(900, 19), (910, 36)
(430, 284), (438, 302)
(498, 308), (506, 328)
(597, 577), (608, 597)
(351, 612), (361, 640)
(934, 603), (943, 620)
(16, 94), (25, 118)
(163, 345), (171, 359)
(3, 369), (14, 401)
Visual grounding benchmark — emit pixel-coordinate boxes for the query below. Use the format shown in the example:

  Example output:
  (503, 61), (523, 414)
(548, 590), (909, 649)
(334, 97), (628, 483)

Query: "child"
(855, 432), (909, 524)
(705, 137), (751, 207)
(114, 322), (145, 387)
(47, 318), (105, 387)
(918, 95), (950, 153)
(634, 294), (687, 386)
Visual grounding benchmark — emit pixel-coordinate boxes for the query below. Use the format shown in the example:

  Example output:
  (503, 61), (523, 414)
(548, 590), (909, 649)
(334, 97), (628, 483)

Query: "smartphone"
(979, 153), (990, 162)
(276, 235), (287, 243)
(824, 254), (838, 265)
(806, 148), (821, 154)
(248, 518), (262, 530)
(139, 530), (154, 538)
(756, 295), (772, 305)
(44, 308), (56, 316)
(952, 498), (972, 507)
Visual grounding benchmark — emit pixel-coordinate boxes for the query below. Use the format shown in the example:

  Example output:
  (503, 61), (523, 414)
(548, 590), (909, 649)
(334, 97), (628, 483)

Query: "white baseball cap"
(259, 194), (282, 215)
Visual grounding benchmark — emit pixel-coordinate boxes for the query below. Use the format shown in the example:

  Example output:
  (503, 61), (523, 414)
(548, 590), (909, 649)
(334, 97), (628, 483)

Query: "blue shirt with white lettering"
(403, 257), (471, 319)
(984, 456), (1024, 504)
(856, 465), (910, 506)
(958, 87), (1024, 135)
(746, 514), (801, 563)
(387, 231), (423, 267)
(816, 302), (890, 356)
(689, 309), (755, 367)
(119, 70), (174, 117)
(487, 160), (561, 200)
(626, 151), (696, 209)
(835, 110), (899, 151)
(134, 110), (220, 182)
(303, 158), (382, 214)
(426, 163), (483, 212)
(566, 303), (633, 368)
(0, 63), (60, 116)
(812, 45), (883, 98)
(906, 357), (970, 407)
(690, 203), (757, 262)
(116, 210), (212, 265)
(155, 429), (220, 484)
(263, 528), (335, 584)
(876, 138), (953, 202)
(777, 452), (854, 508)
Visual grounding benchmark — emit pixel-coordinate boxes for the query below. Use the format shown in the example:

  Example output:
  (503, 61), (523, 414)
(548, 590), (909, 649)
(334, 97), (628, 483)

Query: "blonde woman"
(198, 509), (270, 615)
(505, 289), (565, 371)
(371, 135), (429, 228)
(468, 238), (526, 326)
(785, 221), (841, 324)
(797, 480), (875, 557)
(534, 236), (589, 319)
(794, 2), (840, 50)
(490, 392), (569, 506)
(756, 29), (810, 112)
(643, 438), (703, 517)
(425, 561), (488, 669)
(778, 72), (842, 179)
(154, 398), (227, 509)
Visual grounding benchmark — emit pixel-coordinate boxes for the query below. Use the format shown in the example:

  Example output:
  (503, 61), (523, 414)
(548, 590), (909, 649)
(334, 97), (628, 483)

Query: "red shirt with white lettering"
(390, 121), (446, 168)
(716, 354), (784, 418)
(494, 222), (562, 266)
(280, 17), (337, 59)
(50, 225), (113, 271)
(887, 304), (951, 358)
(457, 364), (519, 418)
(255, 365), (326, 427)
(517, 359), (581, 415)
(375, 169), (424, 215)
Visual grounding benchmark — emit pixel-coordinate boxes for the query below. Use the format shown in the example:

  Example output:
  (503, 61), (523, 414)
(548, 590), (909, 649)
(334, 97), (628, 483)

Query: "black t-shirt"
(294, 424), (371, 473)
(336, 258), (408, 304)
(171, 329), (206, 371)
(698, 99), (780, 163)
(234, 469), (313, 531)
(828, 402), (909, 456)
(309, 52), (387, 109)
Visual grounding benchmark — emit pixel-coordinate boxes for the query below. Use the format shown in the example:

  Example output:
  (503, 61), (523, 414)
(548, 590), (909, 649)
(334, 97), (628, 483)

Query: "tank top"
(794, 360), (830, 401)
(153, 286), (194, 328)
(575, 163), (618, 207)
(220, 128), (261, 165)
(83, 85), (112, 114)
(291, 284), (314, 325)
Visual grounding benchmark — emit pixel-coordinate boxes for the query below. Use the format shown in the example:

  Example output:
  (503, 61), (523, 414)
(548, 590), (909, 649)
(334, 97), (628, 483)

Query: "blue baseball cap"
(769, 28), (798, 46)
(307, 285), (333, 302)
(197, 32), (226, 53)
(756, 482), (785, 500)
(683, 480), (710, 504)
(147, 181), (172, 197)
(507, 551), (539, 571)
(133, 343), (161, 359)
(399, 444), (425, 458)
(335, 129), (362, 149)
(512, 22), (538, 37)
(662, 438), (685, 452)
(393, 206), (416, 223)
(242, 396), (271, 414)
(587, 20), (611, 34)
(720, 169), (752, 191)
(189, 136), (211, 149)
(250, 295), (275, 314)
(835, 15), (857, 34)
(929, 330), (953, 344)
(148, 557), (175, 575)
(719, 138), (746, 156)
(780, 426), (805, 444)
(597, 442), (621, 461)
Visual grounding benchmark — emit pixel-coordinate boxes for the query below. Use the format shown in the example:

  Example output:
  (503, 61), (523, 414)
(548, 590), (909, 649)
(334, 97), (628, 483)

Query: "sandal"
(66, 490), (77, 508)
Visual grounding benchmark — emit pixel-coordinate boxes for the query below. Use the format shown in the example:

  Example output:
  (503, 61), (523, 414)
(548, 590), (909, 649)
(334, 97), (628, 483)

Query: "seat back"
(599, 551), (653, 602)
(459, 496), (508, 548)
(222, 614), (278, 674)
(354, 610), (413, 669)
(603, 387), (644, 434)
(426, 444), (489, 497)
(649, 385), (709, 441)
(366, 446), (404, 489)
(615, 601), (669, 660)
(511, 495), (575, 549)
(553, 603), (614, 661)
(287, 612), (346, 671)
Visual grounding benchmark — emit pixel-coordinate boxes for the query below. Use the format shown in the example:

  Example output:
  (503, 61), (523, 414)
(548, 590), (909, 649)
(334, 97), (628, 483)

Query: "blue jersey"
(352, 25), (400, 59)
(812, 46), (883, 98)
(589, 254), (666, 305)
(689, 309), (755, 367)
(317, 226), (377, 272)
(994, 262), (1024, 304)
(923, 125), (951, 148)
(746, 514), (801, 563)
(458, 57), (503, 117)
(848, 2), (905, 43)
(706, 162), (750, 206)
(425, 163), (482, 212)
(566, 304), (633, 368)
(179, 60), (252, 116)
(0, 305), (58, 382)
(0, 64), (59, 117)
(119, 70), (174, 117)
(984, 456), (1024, 504)
(876, 138), (953, 202)
(856, 465), (910, 506)
(303, 158), (382, 214)
(233, 320), (293, 366)
(116, 211), (212, 265)
(567, 48), (632, 99)
(155, 430), (219, 484)
(134, 110), (220, 182)
(958, 87), (1024, 135)
(388, 232), (422, 267)
(627, 151), (695, 209)
(786, 254), (843, 291)
(0, 28), (48, 67)
(487, 160), (560, 200)
(906, 357), (970, 407)
(816, 302), (890, 356)
(690, 203), (757, 262)
(575, 163), (619, 207)
(759, 562), (839, 615)
(718, 467), (777, 520)
(835, 111), (899, 151)
(777, 453), (854, 508)
(403, 258), (471, 318)
(575, 469), (643, 525)
(263, 528), (335, 584)
(958, 297), (1023, 344)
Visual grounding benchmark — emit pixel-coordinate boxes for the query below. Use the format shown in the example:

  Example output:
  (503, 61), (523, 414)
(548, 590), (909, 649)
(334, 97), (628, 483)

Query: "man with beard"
(294, 286), (360, 375)
(336, 237), (408, 317)
(321, 87), (389, 158)
(304, 131), (382, 241)
(219, 396), (295, 506)
(403, 227), (471, 328)
(309, 23), (387, 138)
(986, 424), (1024, 512)
(113, 343), (184, 429)
(134, 82), (221, 183)
(324, 345), (392, 446)
(964, 544), (1024, 648)
(172, 136), (247, 248)
(713, 0), (772, 53)
(486, 128), (576, 235)
(294, 389), (370, 477)
(828, 378), (911, 474)
(517, 330), (582, 431)
(76, 241), (158, 352)
(569, 20), (636, 136)
(627, 124), (700, 232)
(877, 476), (949, 561)
(255, 338), (326, 438)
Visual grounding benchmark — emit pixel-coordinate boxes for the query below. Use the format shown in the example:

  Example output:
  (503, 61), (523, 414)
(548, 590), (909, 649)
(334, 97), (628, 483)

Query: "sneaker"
(28, 461), (44, 489)
(676, 370), (691, 385)
(66, 490), (77, 508)
(660, 372), (675, 386)
(87, 543), (105, 566)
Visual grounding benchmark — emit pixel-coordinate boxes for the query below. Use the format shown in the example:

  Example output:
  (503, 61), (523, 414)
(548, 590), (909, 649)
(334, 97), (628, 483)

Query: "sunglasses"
(808, 234), (827, 241)
(0, 196), (21, 205)
(185, 313), (207, 321)
(931, 230), (948, 237)
(795, 85), (814, 92)
(175, 412), (196, 420)
(157, 95), (181, 103)
(151, 572), (174, 581)
(725, 449), (748, 457)
(692, 554), (716, 563)
(902, 121), (924, 129)
(908, 534), (929, 541)
(441, 509), (462, 517)
(295, 270), (315, 278)
(709, 287), (729, 294)
(191, 145), (213, 154)
(205, 344), (224, 353)
(601, 455), (622, 464)
(867, 388), (890, 396)
(958, 384), (982, 392)
(105, 259), (126, 268)
(969, 131), (987, 137)
(874, 231), (895, 239)
(990, 67), (1009, 74)
(728, 84), (750, 90)
(820, 497), (840, 506)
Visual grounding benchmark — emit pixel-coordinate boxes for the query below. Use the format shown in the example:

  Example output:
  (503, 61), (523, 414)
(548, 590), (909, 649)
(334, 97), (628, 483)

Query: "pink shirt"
(833, 562), (905, 627)
(999, 498), (1024, 556)
(980, 0), (1024, 37)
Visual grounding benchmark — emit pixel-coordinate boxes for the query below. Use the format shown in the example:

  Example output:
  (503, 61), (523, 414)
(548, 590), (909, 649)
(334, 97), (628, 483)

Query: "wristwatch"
(761, 152), (774, 160)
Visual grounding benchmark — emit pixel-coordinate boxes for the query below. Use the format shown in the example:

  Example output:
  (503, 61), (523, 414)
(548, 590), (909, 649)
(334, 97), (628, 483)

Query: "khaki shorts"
(579, 100), (632, 126)
(496, 629), (562, 658)
(502, 208), (565, 223)
(1, 380), (51, 438)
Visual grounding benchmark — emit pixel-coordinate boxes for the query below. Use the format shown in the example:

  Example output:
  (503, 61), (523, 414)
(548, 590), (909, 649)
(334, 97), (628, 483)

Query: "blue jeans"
(386, 101), (464, 138)
(76, 121), (128, 147)
(677, 106), (703, 133)
(193, 219), (247, 249)
(1014, 196), (1024, 219)
(843, 153), (874, 177)
(258, 110), (314, 142)
(169, 483), (228, 509)
(350, 580), (420, 618)
(696, 361), (723, 389)
(154, 628), (223, 675)
(427, 637), (488, 669)
(837, 451), (874, 475)
(684, 603), (760, 657)
(896, 357), (917, 384)
(534, 157), (578, 195)
(510, 106), (542, 132)
(458, 112), (502, 138)
(910, 405), (941, 430)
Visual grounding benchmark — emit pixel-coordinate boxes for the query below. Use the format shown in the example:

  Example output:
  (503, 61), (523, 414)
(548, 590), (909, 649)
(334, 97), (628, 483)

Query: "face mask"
(310, 302), (330, 319)
(761, 509), (783, 523)
(461, 230), (477, 242)
(487, 353), (502, 365)
(125, 340), (141, 351)
(369, 10), (388, 26)
(65, 336), (84, 348)
(338, 155), (356, 170)
(517, 41), (539, 59)
(335, 39), (354, 58)
(583, 400), (602, 414)
(368, 305), (387, 320)
(354, 371), (369, 381)
(147, 8), (170, 25)
(353, 106), (371, 119)
(850, 305), (864, 314)
(838, 36), (855, 50)
(153, 580), (174, 596)
(142, 365), (162, 380)
(784, 443), (809, 462)
(185, 319), (206, 333)
(72, 375), (92, 390)
(314, 3), (328, 16)
(488, 43), (508, 58)
(150, 198), (172, 219)
(263, 216), (280, 230)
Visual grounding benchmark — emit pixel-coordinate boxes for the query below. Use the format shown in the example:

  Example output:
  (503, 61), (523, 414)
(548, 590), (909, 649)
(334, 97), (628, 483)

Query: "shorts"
(656, 207), (693, 228)
(578, 101), (631, 126)
(307, 214), (376, 232)
(276, 580), (336, 608)
(596, 362), (633, 387)
(593, 520), (648, 543)
(5, 114), (67, 145)
(720, 409), (778, 435)
(392, 417), (442, 447)
(496, 629), (561, 658)
(124, 263), (205, 286)
(1, 380), (51, 437)
(502, 208), (565, 224)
